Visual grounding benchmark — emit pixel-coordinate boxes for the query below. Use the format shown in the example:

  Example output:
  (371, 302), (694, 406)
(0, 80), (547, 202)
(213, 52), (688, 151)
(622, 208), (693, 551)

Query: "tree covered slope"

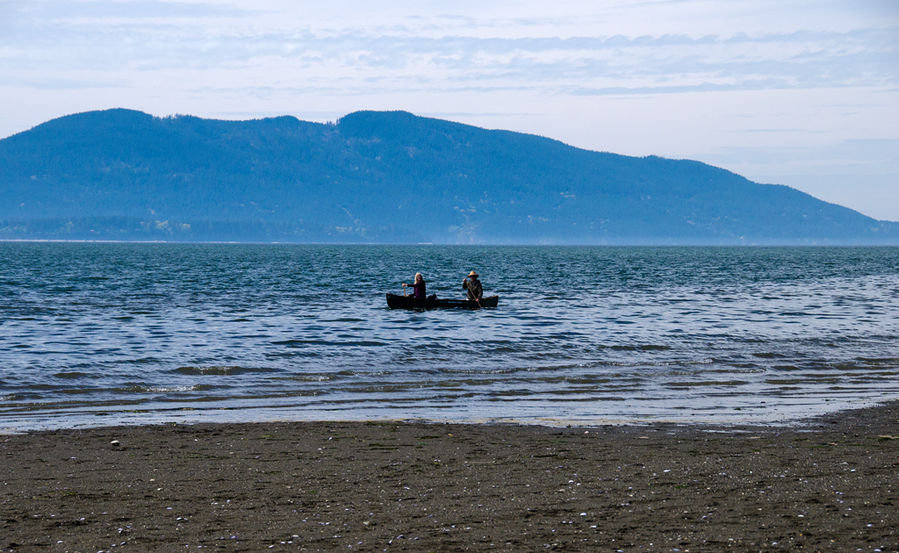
(1, 108), (896, 244)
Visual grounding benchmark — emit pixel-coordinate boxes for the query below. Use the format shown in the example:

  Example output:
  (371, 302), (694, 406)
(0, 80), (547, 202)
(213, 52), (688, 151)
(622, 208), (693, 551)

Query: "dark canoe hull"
(386, 293), (498, 310)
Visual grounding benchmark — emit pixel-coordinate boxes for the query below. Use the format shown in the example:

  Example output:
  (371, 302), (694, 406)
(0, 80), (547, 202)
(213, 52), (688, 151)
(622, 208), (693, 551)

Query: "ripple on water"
(53, 371), (91, 379)
(1, 243), (898, 431)
(169, 366), (283, 376)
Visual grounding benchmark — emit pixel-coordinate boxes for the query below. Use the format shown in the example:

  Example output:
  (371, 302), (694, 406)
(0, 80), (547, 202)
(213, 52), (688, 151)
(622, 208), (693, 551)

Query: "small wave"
(485, 346), (519, 353)
(728, 363), (761, 369)
(275, 373), (334, 382)
(54, 371), (90, 379)
(120, 384), (214, 393)
(753, 352), (785, 359)
(609, 344), (672, 351)
(128, 357), (161, 365)
(146, 385), (198, 393)
(170, 366), (281, 376)
(664, 380), (749, 388)
(765, 378), (804, 385)
(272, 339), (387, 347)
(855, 357), (899, 365)
(832, 361), (896, 372)
(271, 339), (324, 346)
(61, 387), (103, 395)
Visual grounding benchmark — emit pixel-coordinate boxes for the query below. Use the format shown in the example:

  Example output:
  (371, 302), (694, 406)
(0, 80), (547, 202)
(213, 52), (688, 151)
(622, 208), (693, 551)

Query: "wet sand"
(2, 403), (897, 552)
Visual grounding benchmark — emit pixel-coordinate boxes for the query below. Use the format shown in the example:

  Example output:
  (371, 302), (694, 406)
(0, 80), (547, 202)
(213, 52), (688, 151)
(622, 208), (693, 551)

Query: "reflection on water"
(1, 243), (898, 431)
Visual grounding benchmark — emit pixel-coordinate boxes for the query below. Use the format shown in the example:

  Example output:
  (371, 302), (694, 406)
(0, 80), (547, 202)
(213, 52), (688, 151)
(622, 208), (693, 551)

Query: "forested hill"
(1, 108), (896, 244)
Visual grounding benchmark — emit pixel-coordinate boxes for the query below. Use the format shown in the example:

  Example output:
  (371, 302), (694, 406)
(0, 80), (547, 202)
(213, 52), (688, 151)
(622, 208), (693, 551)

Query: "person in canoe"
(402, 272), (427, 299)
(462, 270), (483, 303)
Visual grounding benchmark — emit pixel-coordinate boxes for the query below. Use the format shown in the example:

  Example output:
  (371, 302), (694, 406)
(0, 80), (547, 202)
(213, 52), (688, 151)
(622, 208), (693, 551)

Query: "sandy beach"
(2, 403), (897, 553)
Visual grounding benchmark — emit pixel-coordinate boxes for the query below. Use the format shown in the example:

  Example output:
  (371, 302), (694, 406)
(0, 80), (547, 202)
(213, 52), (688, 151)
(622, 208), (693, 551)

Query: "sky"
(2, 0), (898, 221)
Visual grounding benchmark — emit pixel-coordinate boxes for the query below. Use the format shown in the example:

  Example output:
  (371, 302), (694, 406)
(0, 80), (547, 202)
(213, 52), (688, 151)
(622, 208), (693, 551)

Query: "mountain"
(1, 108), (896, 244)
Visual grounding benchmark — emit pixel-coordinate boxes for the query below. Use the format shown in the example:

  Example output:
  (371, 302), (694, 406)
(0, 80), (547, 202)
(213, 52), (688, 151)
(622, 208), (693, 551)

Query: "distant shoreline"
(2, 239), (899, 246)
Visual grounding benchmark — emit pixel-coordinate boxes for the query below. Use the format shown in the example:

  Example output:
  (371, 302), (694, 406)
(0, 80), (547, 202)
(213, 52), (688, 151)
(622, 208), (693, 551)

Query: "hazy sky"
(3, 0), (898, 220)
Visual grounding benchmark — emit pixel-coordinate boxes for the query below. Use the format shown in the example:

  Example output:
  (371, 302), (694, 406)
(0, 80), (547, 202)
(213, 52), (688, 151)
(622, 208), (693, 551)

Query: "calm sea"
(1, 243), (897, 432)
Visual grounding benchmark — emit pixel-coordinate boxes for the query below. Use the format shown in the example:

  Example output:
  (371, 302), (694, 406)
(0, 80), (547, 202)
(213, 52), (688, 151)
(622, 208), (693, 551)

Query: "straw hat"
(468, 270), (479, 277)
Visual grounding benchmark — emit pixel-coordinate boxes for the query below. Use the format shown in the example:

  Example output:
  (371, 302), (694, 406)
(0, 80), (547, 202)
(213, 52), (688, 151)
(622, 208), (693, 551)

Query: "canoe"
(386, 293), (498, 310)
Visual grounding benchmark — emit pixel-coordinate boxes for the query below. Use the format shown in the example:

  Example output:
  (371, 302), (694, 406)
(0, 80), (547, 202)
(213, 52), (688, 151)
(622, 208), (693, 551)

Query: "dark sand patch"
(2, 403), (897, 552)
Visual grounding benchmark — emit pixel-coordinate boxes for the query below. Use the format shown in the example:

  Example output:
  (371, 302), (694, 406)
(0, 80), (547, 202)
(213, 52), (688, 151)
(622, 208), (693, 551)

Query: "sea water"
(1, 243), (897, 432)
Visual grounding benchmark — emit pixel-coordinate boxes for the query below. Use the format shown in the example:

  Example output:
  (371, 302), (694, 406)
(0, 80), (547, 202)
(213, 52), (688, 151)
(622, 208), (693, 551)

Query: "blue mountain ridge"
(1, 108), (896, 244)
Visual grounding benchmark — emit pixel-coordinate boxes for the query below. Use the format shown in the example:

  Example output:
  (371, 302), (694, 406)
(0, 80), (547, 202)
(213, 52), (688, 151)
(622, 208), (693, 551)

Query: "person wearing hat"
(462, 270), (483, 302)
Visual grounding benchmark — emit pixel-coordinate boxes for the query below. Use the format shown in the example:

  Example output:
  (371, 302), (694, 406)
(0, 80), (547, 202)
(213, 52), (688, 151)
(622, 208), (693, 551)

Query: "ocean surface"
(1, 243), (897, 432)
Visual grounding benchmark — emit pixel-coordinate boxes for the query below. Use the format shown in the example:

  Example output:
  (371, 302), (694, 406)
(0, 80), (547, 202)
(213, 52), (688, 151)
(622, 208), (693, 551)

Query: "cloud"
(5, 26), (896, 97)
(3, 0), (896, 97)
(11, 0), (253, 21)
